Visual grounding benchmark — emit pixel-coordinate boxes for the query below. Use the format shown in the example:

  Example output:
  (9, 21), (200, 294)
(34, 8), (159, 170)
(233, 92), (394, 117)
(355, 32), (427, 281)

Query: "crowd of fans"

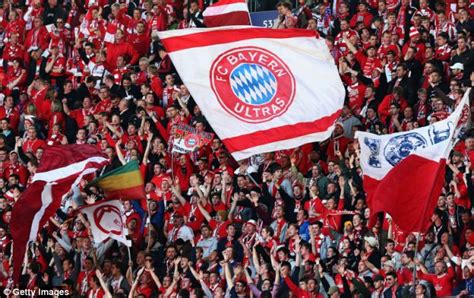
(0, 0), (472, 297)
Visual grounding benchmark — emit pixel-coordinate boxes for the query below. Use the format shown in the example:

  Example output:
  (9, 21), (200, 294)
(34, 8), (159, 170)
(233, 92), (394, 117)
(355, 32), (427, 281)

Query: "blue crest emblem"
(230, 63), (277, 105)
(364, 137), (381, 168)
(384, 133), (428, 166)
(428, 121), (453, 145)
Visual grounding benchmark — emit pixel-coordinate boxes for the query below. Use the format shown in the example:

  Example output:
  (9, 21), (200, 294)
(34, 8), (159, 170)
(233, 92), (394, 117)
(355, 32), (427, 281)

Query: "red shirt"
(106, 41), (139, 68)
(209, 219), (230, 238)
(418, 266), (455, 296)
(129, 33), (151, 57)
(22, 138), (46, 154)
(70, 108), (93, 128)
(94, 98), (113, 114)
(47, 55), (67, 77)
(112, 67), (130, 84)
(2, 42), (25, 63)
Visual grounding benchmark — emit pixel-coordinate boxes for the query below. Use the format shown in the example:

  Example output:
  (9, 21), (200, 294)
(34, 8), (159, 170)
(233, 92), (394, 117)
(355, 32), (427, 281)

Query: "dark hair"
(276, 1), (292, 10)
(386, 271), (397, 279)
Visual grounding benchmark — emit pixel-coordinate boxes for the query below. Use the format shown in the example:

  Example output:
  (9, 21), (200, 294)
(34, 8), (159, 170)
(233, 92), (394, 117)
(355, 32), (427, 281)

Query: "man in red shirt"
(129, 22), (150, 58)
(22, 127), (45, 155)
(105, 29), (139, 69)
(63, 97), (94, 128)
(416, 259), (455, 296)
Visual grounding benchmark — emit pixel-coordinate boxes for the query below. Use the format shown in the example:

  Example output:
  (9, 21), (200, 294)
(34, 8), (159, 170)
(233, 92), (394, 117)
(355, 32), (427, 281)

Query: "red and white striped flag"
(203, 0), (251, 27)
(10, 145), (109, 282)
(158, 27), (345, 160)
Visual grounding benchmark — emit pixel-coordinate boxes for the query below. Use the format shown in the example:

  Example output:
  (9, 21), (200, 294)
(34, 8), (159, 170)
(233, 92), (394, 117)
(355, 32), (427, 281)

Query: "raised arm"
(196, 200), (212, 222)
(142, 133), (153, 166)
(342, 36), (358, 54)
(171, 182), (187, 206)
(104, 121), (124, 139)
(223, 259), (234, 289)
(115, 139), (126, 165)
(96, 269), (113, 298)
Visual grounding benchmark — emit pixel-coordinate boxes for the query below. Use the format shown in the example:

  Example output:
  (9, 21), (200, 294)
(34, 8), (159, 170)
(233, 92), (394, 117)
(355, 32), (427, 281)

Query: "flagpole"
(246, 0), (253, 26)
(119, 192), (133, 265)
(146, 200), (153, 252)
(412, 232), (420, 292)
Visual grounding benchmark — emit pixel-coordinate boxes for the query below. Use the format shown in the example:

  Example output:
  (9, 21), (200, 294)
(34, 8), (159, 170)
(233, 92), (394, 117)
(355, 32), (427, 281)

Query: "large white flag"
(81, 199), (132, 246)
(158, 27), (345, 160)
(355, 89), (471, 233)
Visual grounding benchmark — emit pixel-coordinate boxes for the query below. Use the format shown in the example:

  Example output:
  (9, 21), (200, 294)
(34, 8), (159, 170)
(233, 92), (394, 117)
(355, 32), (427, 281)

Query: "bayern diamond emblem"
(210, 47), (296, 123)
(230, 63), (277, 105)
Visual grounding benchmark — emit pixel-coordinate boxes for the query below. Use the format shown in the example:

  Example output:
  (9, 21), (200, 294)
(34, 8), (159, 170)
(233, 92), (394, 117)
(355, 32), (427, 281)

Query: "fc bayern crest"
(184, 135), (198, 148)
(210, 47), (296, 123)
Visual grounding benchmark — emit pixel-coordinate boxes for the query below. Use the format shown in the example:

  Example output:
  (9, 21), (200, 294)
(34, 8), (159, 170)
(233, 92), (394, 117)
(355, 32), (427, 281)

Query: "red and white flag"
(80, 200), (131, 246)
(203, 0), (251, 27)
(104, 22), (117, 44)
(356, 89), (471, 233)
(10, 145), (109, 281)
(158, 27), (345, 160)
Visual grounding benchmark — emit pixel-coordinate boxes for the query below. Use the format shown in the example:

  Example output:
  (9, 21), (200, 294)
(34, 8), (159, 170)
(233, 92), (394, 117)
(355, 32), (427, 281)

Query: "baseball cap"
(450, 63), (464, 71)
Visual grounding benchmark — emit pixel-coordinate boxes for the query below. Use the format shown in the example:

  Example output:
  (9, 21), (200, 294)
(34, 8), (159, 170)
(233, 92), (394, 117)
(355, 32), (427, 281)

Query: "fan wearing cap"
(362, 236), (382, 268)
(241, 219), (259, 249)
(362, 253), (405, 283)
(326, 122), (350, 161)
(450, 63), (465, 81)
(402, 27), (426, 62)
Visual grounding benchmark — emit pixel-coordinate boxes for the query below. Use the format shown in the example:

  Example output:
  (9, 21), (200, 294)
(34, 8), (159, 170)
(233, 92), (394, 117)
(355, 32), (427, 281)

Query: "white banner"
(81, 199), (131, 247)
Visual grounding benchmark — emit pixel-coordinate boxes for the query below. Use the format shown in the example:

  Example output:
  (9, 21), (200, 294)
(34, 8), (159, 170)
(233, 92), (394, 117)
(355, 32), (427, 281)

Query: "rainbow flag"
(92, 160), (145, 200)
